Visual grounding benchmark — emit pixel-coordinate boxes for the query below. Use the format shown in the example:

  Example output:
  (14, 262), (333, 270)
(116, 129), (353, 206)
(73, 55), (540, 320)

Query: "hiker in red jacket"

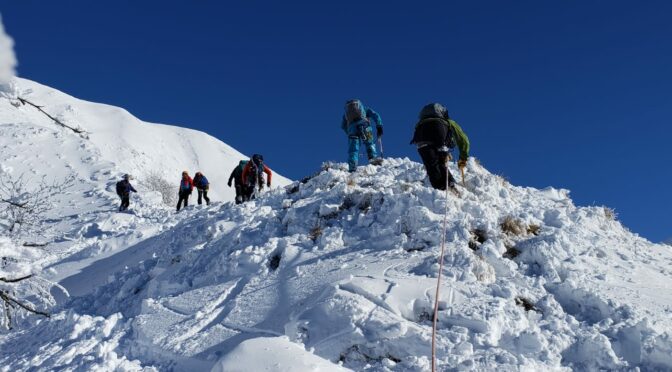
(176, 170), (193, 211)
(241, 154), (272, 201)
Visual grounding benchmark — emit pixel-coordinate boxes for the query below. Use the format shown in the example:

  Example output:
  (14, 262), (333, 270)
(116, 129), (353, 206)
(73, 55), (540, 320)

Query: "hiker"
(241, 154), (272, 201)
(340, 99), (383, 172)
(228, 160), (248, 204)
(410, 103), (469, 191)
(176, 171), (193, 211)
(193, 171), (211, 206)
(115, 174), (137, 211)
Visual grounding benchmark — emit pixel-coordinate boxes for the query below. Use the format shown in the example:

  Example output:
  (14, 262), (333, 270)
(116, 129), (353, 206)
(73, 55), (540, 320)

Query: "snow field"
(3, 157), (668, 370)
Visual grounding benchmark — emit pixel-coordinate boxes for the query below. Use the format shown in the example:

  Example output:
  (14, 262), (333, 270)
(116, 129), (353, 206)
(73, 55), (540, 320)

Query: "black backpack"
(115, 180), (125, 196)
(344, 100), (366, 124)
(248, 154), (265, 186)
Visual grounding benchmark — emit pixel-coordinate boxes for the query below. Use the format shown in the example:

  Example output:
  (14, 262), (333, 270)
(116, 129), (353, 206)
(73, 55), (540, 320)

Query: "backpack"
(248, 155), (265, 186)
(344, 100), (366, 124)
(116, 180), (125, 196)
(419, 103), (448, 120)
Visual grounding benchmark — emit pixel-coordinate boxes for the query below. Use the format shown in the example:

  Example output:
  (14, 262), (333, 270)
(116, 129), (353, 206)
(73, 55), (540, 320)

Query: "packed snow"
(1, 79), (672, 371)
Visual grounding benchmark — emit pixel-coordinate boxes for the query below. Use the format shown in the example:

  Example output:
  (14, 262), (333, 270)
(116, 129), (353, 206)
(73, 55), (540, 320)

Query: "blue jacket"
(194, 175), (209, 189)
(341, 104), (383, 137)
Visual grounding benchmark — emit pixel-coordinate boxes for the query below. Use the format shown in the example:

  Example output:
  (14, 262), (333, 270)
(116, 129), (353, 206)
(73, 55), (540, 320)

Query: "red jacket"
(179, 176), (194, 193)
(241, 162), (272, 187)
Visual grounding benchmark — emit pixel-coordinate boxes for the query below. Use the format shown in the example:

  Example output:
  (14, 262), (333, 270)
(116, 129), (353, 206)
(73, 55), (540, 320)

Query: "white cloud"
(0, 14), (18, 94)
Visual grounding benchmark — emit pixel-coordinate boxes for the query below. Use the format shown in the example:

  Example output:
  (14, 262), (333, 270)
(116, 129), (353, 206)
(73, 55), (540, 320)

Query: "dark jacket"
(411, 118), (470, 162)
(228, 161), (248, 186)
(116, 180), (137, 196)
(193, 174), (209, 190)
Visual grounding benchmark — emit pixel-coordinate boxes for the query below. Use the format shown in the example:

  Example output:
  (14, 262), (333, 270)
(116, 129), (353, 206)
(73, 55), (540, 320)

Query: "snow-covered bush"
(0, 172), (73, 240)
(0, 237), (54, 330)
(143, 171), (176, 206)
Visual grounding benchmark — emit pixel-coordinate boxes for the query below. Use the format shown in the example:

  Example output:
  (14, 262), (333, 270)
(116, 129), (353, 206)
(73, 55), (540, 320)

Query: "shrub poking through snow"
(0, 172), (73, 240)
(500, 216), (528, 236)
(527, 224), (541, 236)
(143, 171), (176, 207)
(503, 243), (521, 259)
(469, 228), (488, 250)
(515, 296), (541, 313)
(309, 224), (322, 242)
(603, 207), (618, 221)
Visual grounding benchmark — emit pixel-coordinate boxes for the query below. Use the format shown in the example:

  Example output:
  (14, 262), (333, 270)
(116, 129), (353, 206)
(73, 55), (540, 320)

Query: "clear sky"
(1, 1), (670, 242)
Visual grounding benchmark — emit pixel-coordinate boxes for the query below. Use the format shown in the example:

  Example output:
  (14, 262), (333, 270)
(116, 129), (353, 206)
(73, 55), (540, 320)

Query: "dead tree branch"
(17, 97), (86, 135)
(0, 274), (33, 283)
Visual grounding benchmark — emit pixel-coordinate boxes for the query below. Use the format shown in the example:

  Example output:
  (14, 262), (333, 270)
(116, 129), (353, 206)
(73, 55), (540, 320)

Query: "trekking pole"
(431, 159), (451, 372)
(460, 166), (466, 188)
(378, 137), (384, 158)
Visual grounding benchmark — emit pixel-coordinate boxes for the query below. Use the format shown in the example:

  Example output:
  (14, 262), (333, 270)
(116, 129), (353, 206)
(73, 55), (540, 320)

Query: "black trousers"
(242, 185), (256, 202)
(418, 146), (456, 190)
(234, 184), (245, 204)
(119, 193), (130, 211)
(197, 189), (210, 205)
(176, 191), (191, 211)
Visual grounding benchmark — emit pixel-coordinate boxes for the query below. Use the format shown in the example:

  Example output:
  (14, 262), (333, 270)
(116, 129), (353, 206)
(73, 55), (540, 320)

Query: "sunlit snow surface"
(1, 79), (672, 371)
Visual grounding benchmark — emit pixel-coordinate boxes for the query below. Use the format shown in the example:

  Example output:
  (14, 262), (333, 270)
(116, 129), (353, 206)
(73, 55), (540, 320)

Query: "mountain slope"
(1, 78), (290, 203)
(3, 154), (671, 371)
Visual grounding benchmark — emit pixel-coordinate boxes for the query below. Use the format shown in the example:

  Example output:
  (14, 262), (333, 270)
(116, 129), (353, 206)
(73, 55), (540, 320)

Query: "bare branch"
(0, 290), (50, 320)
(22, 242), (48, 247)
(0, 198), (28, 208)
(17, 97), (86, 135)
(0, 274), (33, 283)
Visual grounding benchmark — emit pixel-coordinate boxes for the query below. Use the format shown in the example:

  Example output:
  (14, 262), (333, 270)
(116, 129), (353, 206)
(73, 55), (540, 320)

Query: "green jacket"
(447, 119), (470, 162)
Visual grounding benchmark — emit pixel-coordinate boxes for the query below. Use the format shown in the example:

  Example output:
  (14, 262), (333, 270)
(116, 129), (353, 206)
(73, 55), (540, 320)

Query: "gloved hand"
(227, 181), (232, 187)
(377, 126), (383, 137)
(458, 159), (467, 169)
(267, 182), (271, 188)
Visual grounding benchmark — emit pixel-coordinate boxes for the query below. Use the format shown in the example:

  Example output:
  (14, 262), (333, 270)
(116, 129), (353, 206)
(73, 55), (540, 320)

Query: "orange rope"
(431, 166), (451, 372)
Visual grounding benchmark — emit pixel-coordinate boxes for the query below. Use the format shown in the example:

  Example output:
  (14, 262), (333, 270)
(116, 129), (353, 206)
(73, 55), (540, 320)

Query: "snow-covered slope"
(3, 152), (671, 371)
(1, 78), (290, 203)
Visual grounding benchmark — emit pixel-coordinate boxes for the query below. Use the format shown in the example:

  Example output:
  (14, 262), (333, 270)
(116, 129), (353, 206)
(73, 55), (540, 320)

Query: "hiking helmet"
(252, 154), (263, 165)
(123, 174), (131, 180)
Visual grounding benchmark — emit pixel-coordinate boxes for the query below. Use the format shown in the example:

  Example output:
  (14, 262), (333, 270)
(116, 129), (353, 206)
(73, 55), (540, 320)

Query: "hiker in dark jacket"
(341, 99), (383, 172)
(176, 171), (193, 211)
(116, 174), (137, 211)
(410, 103), (470, 191)
(228, 160), (248, 204)
(193, 171), (210, 206)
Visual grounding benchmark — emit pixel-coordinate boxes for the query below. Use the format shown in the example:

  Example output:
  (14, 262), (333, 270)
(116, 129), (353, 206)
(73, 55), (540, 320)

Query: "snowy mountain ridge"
(1, 79), (672, 371)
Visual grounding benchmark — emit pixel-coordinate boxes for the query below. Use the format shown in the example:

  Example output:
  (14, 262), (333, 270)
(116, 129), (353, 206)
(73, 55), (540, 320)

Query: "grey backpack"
(344, 99), (366, 124)
(419, 103), (448, 120)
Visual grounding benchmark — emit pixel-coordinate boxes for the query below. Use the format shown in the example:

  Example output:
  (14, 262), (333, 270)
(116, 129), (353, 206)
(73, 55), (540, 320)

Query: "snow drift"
(4, 155), (672, 370)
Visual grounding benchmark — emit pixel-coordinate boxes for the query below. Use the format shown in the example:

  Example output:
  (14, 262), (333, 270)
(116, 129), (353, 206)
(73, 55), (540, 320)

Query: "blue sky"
(1, 1), (670, 242)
